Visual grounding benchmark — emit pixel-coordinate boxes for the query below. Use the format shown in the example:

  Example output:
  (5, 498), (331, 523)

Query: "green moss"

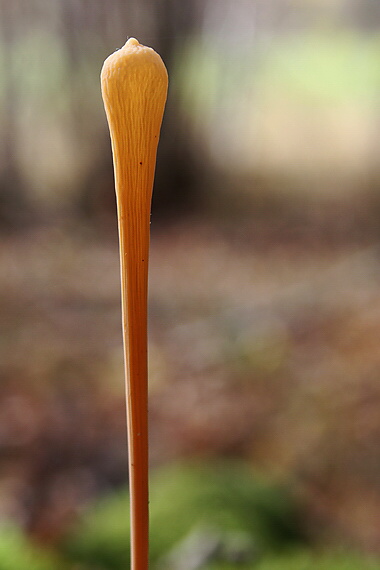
(61, 461), (380, 569)
(62, 460), (304, 569)
(255, 550), (380, 570)
(62, 489), (131, 569)
(0, 526), (62, 570)
(149, 461), (302, 560)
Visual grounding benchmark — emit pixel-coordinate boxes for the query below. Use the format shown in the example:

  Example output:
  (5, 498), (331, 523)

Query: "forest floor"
(1, 211), (380, 551)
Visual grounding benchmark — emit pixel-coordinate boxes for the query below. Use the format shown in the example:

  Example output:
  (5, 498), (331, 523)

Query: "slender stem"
(115, 140), (153, 570)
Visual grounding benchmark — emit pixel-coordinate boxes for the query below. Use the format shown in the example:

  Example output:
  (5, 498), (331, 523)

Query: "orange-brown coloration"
(101, 38), (168, 570)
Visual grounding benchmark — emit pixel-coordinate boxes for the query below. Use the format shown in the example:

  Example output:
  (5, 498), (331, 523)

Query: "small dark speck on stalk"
(139, 161), (143, 165)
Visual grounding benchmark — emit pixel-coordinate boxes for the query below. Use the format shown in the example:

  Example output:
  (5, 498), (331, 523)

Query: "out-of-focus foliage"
(62, 460), (305, 569)
(255, 551), (380, 570)
(177, 30), (380, 194)
(203, 551), (380, 570)
(59, 452), (380, 569)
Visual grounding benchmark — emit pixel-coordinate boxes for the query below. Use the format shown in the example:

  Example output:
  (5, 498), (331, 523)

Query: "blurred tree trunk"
(79, 0), (205, 225)
(0, 1), (31, 229)
(151, 0), (205, 217)
(343, 0), (380, 30)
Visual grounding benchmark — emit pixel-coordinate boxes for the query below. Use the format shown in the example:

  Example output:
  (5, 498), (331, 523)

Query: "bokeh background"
(1, 0), (380, 568)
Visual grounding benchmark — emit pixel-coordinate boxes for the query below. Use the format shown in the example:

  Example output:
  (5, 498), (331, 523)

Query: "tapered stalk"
(118, 198), (149, 570)
(113, 129), (158, 570)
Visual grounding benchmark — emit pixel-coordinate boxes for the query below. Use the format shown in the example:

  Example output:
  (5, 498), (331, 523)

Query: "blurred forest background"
(1, 0), (380, 568)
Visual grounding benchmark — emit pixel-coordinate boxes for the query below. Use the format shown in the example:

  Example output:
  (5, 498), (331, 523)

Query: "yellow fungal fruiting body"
(101, 38), (168, 570)
(101, 38), (168, 210)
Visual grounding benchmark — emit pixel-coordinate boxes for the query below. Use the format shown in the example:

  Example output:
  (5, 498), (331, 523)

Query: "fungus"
(101, 37), (168, 569)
